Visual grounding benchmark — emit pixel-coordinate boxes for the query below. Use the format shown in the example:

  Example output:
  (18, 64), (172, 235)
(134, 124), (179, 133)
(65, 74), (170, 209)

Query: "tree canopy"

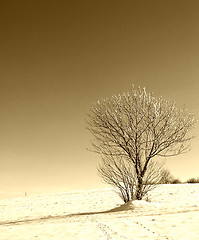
(87, 87), (195, 200)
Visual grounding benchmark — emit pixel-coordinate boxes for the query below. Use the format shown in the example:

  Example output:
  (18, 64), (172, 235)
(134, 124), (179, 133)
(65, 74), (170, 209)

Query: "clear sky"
(0, 0), (199, 196)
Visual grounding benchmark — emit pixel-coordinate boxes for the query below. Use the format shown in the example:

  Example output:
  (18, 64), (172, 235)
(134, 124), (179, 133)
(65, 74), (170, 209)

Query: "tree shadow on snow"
(67, 201), (135, 217)
(0, 202), (134, 226)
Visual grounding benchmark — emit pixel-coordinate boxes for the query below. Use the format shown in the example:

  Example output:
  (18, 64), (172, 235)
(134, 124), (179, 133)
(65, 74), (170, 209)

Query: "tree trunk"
(135, 177), (143, 200)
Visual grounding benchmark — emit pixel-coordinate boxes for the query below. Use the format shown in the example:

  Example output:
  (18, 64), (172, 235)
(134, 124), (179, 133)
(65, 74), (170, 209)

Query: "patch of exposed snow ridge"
(113, 199), (158, 212)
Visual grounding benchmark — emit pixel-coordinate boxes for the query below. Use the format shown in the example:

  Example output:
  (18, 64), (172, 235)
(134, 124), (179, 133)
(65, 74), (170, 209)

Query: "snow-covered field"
(0, 184), (199, 240)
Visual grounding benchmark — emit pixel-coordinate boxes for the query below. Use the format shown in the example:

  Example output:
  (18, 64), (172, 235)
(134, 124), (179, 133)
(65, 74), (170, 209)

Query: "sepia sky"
(0, 0), (199, 196)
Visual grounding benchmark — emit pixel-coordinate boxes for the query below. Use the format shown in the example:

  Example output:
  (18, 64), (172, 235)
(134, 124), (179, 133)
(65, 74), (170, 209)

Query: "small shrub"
(171, 179), (182, 184)
(186, 177), (199, 183)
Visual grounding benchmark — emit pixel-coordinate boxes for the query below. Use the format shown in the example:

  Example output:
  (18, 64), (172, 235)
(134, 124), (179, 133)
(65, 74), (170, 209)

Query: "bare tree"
(87, 86), (195, 200)
(159, 168), (174, 184)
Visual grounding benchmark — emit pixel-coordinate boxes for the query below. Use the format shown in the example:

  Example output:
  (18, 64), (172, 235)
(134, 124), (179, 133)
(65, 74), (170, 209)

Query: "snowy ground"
(0, 184), (199, 240)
